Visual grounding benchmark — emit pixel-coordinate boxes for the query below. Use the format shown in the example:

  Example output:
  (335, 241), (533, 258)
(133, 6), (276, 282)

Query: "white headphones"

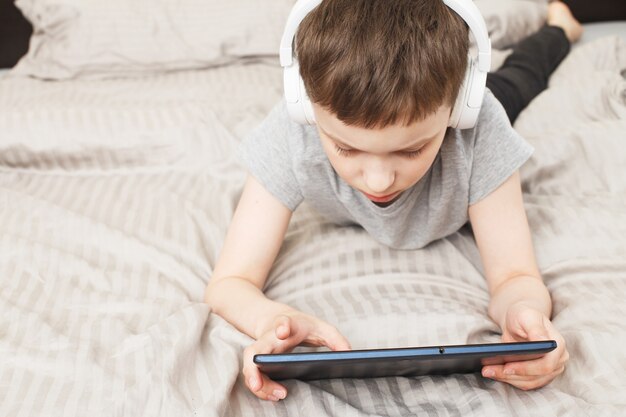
(280, 0), (492, 129)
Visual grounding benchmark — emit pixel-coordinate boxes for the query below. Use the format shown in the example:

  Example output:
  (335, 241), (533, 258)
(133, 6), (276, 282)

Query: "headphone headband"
(280, 0), (492, 129)
(280, 0), (491, 72)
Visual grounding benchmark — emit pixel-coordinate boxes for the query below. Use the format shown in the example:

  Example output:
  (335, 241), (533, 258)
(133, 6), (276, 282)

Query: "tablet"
(254, 340), (557, 380)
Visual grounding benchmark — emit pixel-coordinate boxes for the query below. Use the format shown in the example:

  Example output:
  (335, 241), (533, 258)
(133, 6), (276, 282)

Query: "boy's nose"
(363, 167), (395, 194)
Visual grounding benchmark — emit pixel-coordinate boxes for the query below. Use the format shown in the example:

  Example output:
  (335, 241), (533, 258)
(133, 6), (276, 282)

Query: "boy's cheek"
(325, 157), (357, 182)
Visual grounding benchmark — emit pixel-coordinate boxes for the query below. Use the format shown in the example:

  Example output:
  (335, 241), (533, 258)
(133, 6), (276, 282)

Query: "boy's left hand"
(482, 302), (569, 390)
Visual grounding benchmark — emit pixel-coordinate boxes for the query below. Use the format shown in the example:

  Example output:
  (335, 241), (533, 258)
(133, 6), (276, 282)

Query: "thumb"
(318, 322), (352, 351)
(508, 305), (549, 341)
(528, 326), (550, 340)
(523, 323), (550, 341)
(274, 315), (292, 340)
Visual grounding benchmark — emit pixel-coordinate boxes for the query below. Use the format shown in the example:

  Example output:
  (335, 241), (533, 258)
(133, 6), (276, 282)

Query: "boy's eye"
(402, 148), (424, 158)
(334, 144), (354, 157)
(400, 143), (427, 158)
(333, 143), (426, 158)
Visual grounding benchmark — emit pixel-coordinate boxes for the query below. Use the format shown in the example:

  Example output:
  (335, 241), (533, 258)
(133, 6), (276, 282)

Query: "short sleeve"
(467, 89), (534, 205)
(238, 101), (304, 211)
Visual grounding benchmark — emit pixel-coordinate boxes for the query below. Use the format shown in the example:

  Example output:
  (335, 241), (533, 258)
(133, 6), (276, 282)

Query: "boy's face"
(313, 103), (451, 205)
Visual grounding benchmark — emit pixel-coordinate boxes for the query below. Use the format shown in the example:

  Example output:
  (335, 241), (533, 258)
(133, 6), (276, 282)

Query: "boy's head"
(294, 0), (470, 204)
(295, 0), (470, 129)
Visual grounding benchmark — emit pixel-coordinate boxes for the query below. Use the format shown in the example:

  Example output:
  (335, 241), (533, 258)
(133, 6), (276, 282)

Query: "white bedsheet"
(0, 37), (625, 417)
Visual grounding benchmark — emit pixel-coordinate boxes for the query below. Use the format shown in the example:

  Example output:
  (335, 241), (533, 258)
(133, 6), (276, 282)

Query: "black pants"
(486, 25), (571, 124)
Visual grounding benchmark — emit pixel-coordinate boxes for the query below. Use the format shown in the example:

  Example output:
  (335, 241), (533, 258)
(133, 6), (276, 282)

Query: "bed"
(1, 1), (625, 416)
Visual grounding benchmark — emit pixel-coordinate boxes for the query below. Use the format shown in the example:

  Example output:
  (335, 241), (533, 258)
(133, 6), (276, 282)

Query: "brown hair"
(295, 0), (469, 128)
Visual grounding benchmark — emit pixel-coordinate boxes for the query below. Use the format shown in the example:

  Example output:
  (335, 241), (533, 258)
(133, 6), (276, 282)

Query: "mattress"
(1, 33), (625, 417)
(577, 20), (626, 46)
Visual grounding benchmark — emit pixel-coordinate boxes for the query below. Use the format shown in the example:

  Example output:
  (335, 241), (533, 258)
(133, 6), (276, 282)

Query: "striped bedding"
(1, 36), (625, 416)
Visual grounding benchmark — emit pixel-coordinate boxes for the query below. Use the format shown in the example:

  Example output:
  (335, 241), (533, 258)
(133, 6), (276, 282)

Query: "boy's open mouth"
(362, 191), (402, 205)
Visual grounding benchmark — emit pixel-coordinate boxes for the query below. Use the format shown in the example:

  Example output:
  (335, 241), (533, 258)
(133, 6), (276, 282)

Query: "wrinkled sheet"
(1, 37), (626, 416)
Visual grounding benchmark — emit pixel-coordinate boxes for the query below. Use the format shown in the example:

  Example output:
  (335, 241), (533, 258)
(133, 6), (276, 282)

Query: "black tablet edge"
(253, 340), (557, 364)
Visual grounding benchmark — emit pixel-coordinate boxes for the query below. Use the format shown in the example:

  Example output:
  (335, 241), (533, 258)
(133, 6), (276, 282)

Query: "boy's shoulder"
(237, 100), (325, 211)
(246, 100), (321, 150)
(250, 100), (295, 138)
(448, 88), (526, 157)
(459, 88), (534, 204)
(475, 89), (515, 135)
(255, 100), (310, 132)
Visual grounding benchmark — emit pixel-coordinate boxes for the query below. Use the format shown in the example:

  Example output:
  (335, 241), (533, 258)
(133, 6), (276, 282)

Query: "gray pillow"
(11, 0), (294, 80)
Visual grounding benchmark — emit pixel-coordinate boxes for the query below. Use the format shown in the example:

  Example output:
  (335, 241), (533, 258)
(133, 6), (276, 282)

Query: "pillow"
(11, 0), (294, 80)
(11, 0), (547, 80)
(474, 0), (548, 49)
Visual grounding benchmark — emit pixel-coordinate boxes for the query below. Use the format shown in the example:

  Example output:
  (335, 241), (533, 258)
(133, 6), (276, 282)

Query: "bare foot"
(547, 1), (583, 43)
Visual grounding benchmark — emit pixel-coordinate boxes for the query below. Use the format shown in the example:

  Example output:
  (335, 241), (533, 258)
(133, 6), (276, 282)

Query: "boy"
(205, 0), (573, 402)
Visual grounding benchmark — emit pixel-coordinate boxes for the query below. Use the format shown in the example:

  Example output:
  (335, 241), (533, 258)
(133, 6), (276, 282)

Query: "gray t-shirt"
(239, 89), (533, 250)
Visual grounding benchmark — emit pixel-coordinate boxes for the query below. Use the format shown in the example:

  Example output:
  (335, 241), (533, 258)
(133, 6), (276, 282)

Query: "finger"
(245, 373), (288, 401)
(316, 322), (352, 351)
(482, 364), (504, 379)
(482, 366), (565, 389)
(502, 331), (568, 377)
(483, 347), (562, 379)
(496, 366), (565, 390)
(522, 316), (550, 340)
(274, 315), (292, 340)
(507, 306), (548, 341)
(482, 352), (562, 379)
(500, 346), (568, 378)
(497, 351), (560, 377)
(488, 364), (566, 383)
(242, 342), (269, 392)
(255, 373), (289, 402)
(523, 322), (551, 342)
(243, 366), (288, 402)
(242, 341), (289, 401)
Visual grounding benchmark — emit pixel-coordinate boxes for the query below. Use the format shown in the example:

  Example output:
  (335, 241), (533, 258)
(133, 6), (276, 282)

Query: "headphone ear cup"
(298, 73), (316, 124)
(449, 59), (472, 129)
(449, 56), (486, 130)
(284, 60), (316, 125)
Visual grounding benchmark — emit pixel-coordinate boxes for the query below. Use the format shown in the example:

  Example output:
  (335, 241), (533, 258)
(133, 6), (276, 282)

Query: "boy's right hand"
(242, 311), (351, 402)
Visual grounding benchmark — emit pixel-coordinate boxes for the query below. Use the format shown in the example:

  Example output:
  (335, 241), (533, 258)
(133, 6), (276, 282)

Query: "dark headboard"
(0, 0), (32, 68)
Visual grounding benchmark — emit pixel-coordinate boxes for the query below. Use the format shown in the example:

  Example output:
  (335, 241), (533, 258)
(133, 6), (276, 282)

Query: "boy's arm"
(468, 171), (568, 389)
(468, 171), (550, 329)
(204, 175), (295, 339)
(205, 175), (350, 402)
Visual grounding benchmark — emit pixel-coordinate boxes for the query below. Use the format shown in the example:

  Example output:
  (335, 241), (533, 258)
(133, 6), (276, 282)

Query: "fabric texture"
(10, 0), (294, 79)
(0, 32), (625, 417)
(239, 90), (533, 249)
